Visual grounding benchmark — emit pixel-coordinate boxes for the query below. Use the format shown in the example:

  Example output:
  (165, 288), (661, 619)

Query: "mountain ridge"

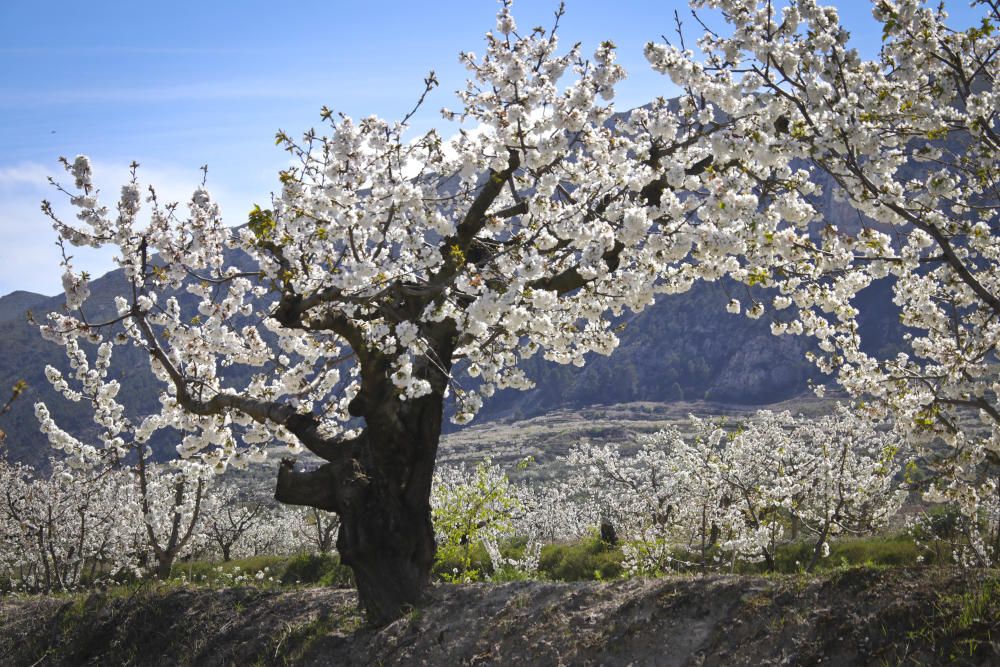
(0, 268), (832, 469)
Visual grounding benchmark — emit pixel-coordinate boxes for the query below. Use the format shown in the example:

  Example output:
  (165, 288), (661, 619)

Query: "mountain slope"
(0, 291), (47, 323)
(0, 270), (834, 468)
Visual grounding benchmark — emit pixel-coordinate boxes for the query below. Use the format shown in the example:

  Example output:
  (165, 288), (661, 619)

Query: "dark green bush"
(539, 535), (624, 581)
(280, 552), (353, 587)
(431, 541), (492, 581)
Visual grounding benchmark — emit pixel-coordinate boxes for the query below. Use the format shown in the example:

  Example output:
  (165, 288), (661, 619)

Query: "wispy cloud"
(0, 163), (53, 188)
(0, 82), (318, 108)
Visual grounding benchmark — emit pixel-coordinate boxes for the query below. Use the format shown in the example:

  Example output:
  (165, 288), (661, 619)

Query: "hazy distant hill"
(472, 280), (819, 424)
(0, 291), (48, 323)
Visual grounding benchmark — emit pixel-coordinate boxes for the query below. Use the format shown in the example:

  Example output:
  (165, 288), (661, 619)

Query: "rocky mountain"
(0, 263), (901, 469)
(0, 291), (47, 323)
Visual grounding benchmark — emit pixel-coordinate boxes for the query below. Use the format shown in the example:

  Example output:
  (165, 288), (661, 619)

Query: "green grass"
(173, 555), (290, 584)
(938, 574), (1000, 632)
(432, 541), (493, 582)
(533, 532), (929, 581)
(167, 552), (352, 589)
(769, 534), (929, 573)
(1, 533), (955, 598)
(280, 552), (353, 587)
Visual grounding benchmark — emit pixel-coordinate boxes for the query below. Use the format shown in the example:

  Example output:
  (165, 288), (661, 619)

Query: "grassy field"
(143, 530), (934, 593)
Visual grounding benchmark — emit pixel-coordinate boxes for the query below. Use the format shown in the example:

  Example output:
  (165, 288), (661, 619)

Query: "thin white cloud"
(0, 82), (317, 108)
(0, 163), (52, 188)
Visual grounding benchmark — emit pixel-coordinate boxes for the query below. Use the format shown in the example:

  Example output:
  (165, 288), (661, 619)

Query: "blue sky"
(0, 0), (985, 296)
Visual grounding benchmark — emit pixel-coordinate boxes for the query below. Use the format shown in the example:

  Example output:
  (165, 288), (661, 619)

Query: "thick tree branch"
(431, 150), (522, 289)
(527, 241), (626, 294)
(275, 458), (347, 512)
(130, 307), (351, 462)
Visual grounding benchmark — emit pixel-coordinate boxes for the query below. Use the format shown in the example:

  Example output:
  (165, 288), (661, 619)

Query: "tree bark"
(335, 469), (437, 624)
(807, 522), (832, 573)
(275, 340), (451, 625)
(154, 556), (173, 580)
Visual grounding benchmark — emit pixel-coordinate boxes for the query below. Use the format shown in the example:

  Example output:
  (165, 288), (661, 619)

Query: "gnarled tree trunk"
(275, 340), (451, 625)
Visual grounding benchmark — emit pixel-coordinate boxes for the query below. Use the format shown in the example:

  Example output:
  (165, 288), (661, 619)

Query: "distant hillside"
(0, 291), (47, 323)
(0, 250), (251, 468)
(472, 280), (818, 424)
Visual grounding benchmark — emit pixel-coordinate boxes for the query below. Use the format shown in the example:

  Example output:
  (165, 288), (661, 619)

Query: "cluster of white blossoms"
(0, 458), (138, 592)
(910, 472), (1000, 568)
(27, 338), (271, 580)
(642, 0), (1000, 541)
(563, 406), (905, 574)
(0, 452), (211, 591)
(0, 451), (343, 592)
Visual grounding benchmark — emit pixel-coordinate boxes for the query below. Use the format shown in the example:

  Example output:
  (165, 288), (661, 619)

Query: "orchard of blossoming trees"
(1, 407), (910, 592)
(30, 0), (1000, 622)
(0, 455), (338, 593)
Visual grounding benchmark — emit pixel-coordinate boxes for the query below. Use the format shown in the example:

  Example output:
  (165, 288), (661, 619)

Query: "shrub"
(538, 535), (624, 581)
(280, 553), (352, 587)
(432, 542), (491, 582)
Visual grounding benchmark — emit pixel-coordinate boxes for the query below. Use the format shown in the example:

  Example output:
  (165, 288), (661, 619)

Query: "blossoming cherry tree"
(40, 3), (733, 622)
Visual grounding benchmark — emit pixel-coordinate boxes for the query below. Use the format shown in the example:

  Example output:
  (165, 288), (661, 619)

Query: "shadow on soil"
(2, 567), (999, 666)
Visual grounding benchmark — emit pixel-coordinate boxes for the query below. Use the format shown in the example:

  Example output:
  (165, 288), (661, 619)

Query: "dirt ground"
(2, 567), (998, 666)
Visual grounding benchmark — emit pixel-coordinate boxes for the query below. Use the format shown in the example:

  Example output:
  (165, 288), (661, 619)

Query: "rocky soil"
(2, 567), (999, 666)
